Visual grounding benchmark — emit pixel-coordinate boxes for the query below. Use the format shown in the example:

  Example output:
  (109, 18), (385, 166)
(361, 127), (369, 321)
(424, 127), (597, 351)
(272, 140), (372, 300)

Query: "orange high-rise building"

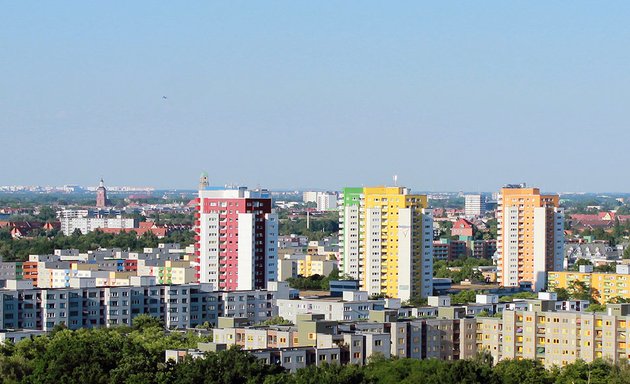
(496, 184), (564, 290)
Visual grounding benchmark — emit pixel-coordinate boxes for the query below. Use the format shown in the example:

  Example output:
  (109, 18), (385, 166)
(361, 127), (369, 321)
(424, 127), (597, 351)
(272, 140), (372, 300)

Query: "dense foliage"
(434, 257), (493, 284)
(278, 212), (339, 241)
(0, 229), (194, 261)
(4, 325), (630, 384)
(0, 315), (212, 384)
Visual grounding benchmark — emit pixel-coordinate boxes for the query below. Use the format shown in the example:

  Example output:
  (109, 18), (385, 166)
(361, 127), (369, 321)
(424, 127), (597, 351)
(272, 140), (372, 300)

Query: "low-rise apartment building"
(168, 293), (613, 371)
(0, 280), (295, 331)
(276, 291), (385, 323)
(548, 265), (630, 304)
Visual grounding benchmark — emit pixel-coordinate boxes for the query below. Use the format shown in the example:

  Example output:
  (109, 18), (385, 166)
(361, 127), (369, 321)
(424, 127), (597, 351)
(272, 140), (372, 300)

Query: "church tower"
(96, 178), (108, 208)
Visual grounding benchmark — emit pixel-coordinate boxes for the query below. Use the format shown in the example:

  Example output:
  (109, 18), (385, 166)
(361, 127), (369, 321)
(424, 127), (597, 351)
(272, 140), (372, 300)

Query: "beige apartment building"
(477, 303), (630, 367)
(496, 185), (564, 290)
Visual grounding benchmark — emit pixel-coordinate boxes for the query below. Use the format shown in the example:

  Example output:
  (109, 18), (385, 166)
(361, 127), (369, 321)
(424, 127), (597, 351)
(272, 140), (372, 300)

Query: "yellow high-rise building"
(497, 184), (564, 290)
(339, 186), (433, 300)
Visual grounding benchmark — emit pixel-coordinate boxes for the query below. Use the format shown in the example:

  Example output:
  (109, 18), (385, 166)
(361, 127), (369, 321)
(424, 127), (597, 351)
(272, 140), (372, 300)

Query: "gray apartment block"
(220, 291), (278, 324)
(0, 283), (281, 331)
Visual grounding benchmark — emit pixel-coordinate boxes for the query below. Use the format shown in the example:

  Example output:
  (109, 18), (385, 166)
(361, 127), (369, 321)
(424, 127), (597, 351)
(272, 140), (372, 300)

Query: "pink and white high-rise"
(194, 186), (278, 290)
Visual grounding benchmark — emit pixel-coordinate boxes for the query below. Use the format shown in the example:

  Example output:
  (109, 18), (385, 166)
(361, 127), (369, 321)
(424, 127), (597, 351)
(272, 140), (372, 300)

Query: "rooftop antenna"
(393, 174), (398, 187)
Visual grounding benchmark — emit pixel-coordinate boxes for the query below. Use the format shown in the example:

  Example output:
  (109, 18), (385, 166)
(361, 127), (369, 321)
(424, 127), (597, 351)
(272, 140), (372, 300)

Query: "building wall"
(497, 186), (563, 288)
(479, 308), (630, 368)
(464, 194), (484, 217)
(316, 193), (337, 211)
(340, 186), (432, 299)
(276, 298), (384, 323)
(339, 188), (363, 280)
(196, 188), (276, 291)
(548, 271), (630, 304)
(0, 284), (293, 331)
(60, 217), (136, 235)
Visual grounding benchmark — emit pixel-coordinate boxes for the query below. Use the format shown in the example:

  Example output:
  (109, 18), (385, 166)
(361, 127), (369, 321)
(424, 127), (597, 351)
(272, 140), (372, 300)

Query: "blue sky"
(2, 2), (630, 192)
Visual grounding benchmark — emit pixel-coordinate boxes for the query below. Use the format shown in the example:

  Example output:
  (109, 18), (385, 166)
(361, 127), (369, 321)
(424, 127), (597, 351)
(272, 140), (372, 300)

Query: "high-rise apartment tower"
(339, 186), (433, 300)
(464, 194), (485, 217)
(194, 186), (278, 291)
(496, 184), (564, 290)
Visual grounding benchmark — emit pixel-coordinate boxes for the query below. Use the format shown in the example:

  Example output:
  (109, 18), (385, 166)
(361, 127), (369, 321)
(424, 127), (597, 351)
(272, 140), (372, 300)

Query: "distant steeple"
(199, 172), (209, 190)
(96, 178), (108, 208)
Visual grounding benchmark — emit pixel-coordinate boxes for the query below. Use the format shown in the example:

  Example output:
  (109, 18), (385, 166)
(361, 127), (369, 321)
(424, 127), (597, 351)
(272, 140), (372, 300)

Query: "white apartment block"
(276, 291), (385, 323)
(59, 211), (136, 235)
(303, 191), (318, 204)
(464, 194), (485, 217)
(316, 192), (338, 211)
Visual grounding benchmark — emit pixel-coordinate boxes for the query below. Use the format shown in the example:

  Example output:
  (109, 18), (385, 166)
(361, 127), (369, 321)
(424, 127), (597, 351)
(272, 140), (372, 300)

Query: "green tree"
(164, 347), (285, 384)
(594, 264), (616, 273)
(552, 359), (614, 384)
(485, 219), (498, 240)
(36, 206), (58, 222)
(29, 328), (127, 384)
(585, 303), (606, 312)
(450, 290), (478, 305)
(553, 287), (570, 301)
(494, 359), (551, 384)
(568, 280), (592, 301)
(284, 363), (368, 384)
(132, 314), (165, 330)
(261, 316), (293, 326)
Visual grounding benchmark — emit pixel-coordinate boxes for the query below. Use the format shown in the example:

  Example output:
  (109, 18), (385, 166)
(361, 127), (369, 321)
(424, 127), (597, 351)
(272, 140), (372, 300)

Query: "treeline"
(0, 315), (212, 384)
(3, 322), (630, 384)
(433, 256), (494, 284)
(278, 213), (339, 241)
(0, 229), (194, 262)
(151, 213), (194, 226)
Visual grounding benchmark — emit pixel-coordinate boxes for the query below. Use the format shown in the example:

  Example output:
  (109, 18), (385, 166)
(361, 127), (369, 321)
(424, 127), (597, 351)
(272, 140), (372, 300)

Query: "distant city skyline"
(2, 181), (630, 196)
(3, 2), (630, 191)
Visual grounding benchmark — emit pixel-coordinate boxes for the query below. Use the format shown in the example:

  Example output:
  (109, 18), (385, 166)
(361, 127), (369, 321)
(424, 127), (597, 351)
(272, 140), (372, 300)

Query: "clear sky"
(2, 2), (630, 192)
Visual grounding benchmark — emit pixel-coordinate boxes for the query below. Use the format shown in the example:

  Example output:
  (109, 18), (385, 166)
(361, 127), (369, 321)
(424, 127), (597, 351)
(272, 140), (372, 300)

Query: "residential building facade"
(464, 194), (485, 217)
(496, 184), (564, 290)
(195, 186), (278, 291)
(548, 265), (630, 304)
(339, 186), (433, 300)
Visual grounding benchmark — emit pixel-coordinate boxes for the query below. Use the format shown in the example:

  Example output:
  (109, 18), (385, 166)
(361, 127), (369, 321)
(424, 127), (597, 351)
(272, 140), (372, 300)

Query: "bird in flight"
(162, 96), (168, 99)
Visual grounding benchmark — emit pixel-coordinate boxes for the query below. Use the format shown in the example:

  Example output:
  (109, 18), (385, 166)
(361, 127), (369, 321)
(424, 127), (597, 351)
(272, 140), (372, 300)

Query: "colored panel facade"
(548, 271), (630, 304)
(195, 187), (278, 291)
(339, 188), (363, 282)
(497, 185), (564, 289)
(476, 306), (630, 368)
(339, 186), (433, 300)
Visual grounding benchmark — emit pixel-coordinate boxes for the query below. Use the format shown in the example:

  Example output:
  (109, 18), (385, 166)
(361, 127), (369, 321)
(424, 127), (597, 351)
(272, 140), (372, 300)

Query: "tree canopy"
(1, 328), (630, 384)
(0, 228), (193, 262)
